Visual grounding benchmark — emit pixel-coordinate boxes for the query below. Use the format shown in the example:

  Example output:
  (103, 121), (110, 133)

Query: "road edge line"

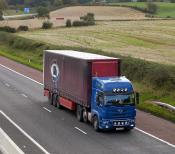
(135, 127), (175, 148)
(0, 64), (43, 86)
(0, 128), (24, 154)
(0, 110), (50, 154)
(0, 63), (175, 148)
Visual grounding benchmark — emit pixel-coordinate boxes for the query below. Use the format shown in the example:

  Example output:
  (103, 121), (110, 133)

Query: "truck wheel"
(76, 105), (83, 122)
(52, 94), (57, 107)
(83, 109), (88, 123)
(57, 96), (62, 109)
(48, 93), (53, 105)
(93, 116), (100, 132)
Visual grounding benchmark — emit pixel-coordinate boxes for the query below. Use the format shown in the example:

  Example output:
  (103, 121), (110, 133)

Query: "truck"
(44, 50), (139, 131)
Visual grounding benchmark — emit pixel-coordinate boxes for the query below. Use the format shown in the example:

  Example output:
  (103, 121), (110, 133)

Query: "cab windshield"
(104, 94), (135, 106)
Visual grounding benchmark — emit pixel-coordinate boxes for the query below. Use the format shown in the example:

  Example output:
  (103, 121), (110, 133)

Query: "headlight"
(102, 120), (110, 125)
(129, 119), (135, 123)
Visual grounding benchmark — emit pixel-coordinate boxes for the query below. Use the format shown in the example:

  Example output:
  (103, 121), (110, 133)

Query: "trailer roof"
(45, 50), (118, 60)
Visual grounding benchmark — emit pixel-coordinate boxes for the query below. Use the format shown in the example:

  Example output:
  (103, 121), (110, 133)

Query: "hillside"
(111, 2), (175, 18)
(0, 6), (146, 28)
(50, 6), (146, 20)
(18, 20), (175, 65)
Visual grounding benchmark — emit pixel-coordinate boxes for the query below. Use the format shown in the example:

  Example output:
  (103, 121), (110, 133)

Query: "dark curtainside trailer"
(44, 50), (120, 108)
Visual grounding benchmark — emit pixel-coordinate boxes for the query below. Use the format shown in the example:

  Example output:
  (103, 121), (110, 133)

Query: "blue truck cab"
(91, 76), (139, 131)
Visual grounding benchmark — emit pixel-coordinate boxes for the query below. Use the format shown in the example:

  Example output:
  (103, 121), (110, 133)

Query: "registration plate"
(113, 121), (128, 126)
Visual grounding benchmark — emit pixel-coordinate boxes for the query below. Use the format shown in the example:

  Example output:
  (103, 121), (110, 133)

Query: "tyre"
(48, 93), (53, 105)
(83, 109), (88, 123)
(93, 116), (100, 132)
(57, 96), (62, 109)
(52, 94), (57, 107)
(76, 105), (83, 122)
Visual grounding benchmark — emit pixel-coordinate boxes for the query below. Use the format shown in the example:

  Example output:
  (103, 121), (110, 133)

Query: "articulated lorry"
(44, 50), (139, 131)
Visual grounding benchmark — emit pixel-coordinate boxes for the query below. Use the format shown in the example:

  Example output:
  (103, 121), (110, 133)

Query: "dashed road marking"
(21, 94), (28, 98)
(75, 127), (87, 135)
(43, 107), (52, 113)
(5, 83), (10, 87)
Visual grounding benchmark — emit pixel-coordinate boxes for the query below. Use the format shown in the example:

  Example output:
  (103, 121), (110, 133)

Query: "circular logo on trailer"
(51, 62), (59, 82)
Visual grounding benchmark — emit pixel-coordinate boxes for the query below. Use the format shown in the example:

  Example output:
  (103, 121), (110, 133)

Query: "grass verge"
(0, 31), (174, 122)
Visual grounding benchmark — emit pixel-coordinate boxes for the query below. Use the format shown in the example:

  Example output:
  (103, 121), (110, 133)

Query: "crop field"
(0, 6), (146, 28)
(18, 20), (175, 65)
(50, 6), (146, 20)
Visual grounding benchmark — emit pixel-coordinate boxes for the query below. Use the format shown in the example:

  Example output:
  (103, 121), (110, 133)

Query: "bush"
(0, 10), (3, 20)
(72, 21), (89, 27)
(42, 21), (53, 29)
(121, 57), (175, 90)
(145, 13), (154, 18)
(0, 26), (16, 33)
(17, 25), (29, 31)
(147, 2), (158, 14)
(37, 7), (50, 19)
(73, 12), (95, 27)
(66, 19), (72, 27)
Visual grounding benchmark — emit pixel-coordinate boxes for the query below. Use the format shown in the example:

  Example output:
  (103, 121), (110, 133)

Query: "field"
(18, 20), (175, 65)
(51, 6), (146, 20)
(111, 2), (175, 18)
(0, 6), (146, 29)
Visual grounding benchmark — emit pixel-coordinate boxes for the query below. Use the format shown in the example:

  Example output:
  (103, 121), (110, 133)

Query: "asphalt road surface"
(0, 65), (175, 154)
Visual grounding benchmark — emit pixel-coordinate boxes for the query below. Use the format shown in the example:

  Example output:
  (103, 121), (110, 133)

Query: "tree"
(0, 10), (3, 20)
(53, 0), (63, 6)
(147, 2), (157, 14)
(37, 7), (50, 19)
(0, 0), (8, 20)
(0, 0), (7, 9)
(63, 0), (78, 4)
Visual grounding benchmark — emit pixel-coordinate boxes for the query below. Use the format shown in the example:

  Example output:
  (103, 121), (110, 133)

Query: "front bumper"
(99, 119), (135, 130)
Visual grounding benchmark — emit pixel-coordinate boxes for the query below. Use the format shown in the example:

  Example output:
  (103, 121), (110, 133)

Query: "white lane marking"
(0, 128), (24, 154)
(0, 64), (43, 86)
(21, 94), (28, 98)
(75, 127), (87, 135)
(0, 63), (175, 148)
(43, 107), (52, 113)
(0, 110), (50, 154)
(5, 83), (10, 87)
(135, 127), (175, 148)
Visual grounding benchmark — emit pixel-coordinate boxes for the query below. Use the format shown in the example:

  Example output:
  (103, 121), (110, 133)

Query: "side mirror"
(135, 92), (140, 104)
(96, 95), (100, 106)
(96, 92), (104, 106)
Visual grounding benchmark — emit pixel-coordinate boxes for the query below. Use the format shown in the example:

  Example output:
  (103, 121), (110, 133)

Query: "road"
(2, 14), (37, 20)
(0, 64), (175, 154)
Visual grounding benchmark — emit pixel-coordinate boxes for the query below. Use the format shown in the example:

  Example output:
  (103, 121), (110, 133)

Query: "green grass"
(0, 45), (42, 70)
(138, 102), (175, 122)
(134, 82), (175, 122)
(109, 2), (175, 18)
